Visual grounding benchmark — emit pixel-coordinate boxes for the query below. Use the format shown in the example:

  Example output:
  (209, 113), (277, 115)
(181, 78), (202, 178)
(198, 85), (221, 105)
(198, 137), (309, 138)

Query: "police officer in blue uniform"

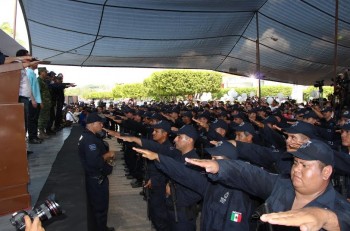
(78, 113), (115, 231)
(114, 125), (202, 231)
(133, 140), (257, 231)
(186, 139), (350, 230)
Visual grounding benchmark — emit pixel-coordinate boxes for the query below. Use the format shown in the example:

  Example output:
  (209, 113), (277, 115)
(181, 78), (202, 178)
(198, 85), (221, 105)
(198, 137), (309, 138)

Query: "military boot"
(38, 129), (49, 139)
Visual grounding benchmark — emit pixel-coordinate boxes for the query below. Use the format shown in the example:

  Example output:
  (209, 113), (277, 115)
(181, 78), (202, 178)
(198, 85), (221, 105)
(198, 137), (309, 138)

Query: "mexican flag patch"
(230, 211), (242, 223)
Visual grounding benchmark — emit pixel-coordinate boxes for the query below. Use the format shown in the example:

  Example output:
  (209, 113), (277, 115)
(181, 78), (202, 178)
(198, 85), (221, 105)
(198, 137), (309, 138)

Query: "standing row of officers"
(78, 101), (350, 231)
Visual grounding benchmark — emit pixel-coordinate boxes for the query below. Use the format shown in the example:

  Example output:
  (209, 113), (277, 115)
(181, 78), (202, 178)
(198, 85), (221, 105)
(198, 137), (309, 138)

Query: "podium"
(0, 63), (30, 215)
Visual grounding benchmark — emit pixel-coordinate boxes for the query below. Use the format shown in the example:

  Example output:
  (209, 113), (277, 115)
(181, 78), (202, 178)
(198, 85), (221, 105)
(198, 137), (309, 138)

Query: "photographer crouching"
(78, 113), (116, 231)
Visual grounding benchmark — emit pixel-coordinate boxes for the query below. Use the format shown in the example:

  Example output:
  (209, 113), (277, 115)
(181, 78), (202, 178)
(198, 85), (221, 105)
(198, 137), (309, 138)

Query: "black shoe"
(139, 190), (145, 196)
(27, 150), (33, 155)
(28, 138), (41, 144)
(126, 175), (134, 180)
(46, 130), (56, 135)
(106, 227), (115, 231)
(131, 181), (143, 188)
(36, 138), (44, 142)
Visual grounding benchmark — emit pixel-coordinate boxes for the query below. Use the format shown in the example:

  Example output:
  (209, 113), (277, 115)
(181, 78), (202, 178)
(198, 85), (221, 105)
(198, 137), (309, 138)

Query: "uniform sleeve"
(142, 138), (164, 151)
(334, 198), (350, 230)
(236, 141), (280, 169)
(209, 159), (278, 200)
(156, 154), (207, 196)
(82, 140), (106, 172)
(333, 150), (350, 175)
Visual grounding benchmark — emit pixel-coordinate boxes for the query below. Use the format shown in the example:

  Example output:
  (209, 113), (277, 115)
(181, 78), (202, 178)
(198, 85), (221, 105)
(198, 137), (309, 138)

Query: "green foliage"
(261, 85), (292, 97)
(84, 91), (113, 100)
(212, 88), (229, 99)
(64, 87), (82, 96)
(212, 86), (292, 100)
(144, 70), (222, 99)
(112, 85), (124, 99)
(65, 85), (113, 100)
(234, 87), (257, 96)
(112, 83), (148, 99)
(303, 86), (334, 101)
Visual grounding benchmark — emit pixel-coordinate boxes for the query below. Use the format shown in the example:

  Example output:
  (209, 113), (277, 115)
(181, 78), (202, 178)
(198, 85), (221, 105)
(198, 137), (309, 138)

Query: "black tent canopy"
(21, 0), (350, 85)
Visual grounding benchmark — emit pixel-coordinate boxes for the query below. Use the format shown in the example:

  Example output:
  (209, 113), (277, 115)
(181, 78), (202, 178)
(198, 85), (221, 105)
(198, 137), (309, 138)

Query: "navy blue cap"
(171, 108), (180, 114)
(218, 111), (228, 118)
(133, 110), (145, 117)
(295, 108), (306, 115)
(247, 108), (258, 114)
(150, 113), (163, 120)
(290, 139), (334, 166)
(205, 141), (238, 159)
(182, 111), (193, 118)
(322, 107), (333, 113)
(175, 125), (198, 141)
(263, 115), (278, 125)
(272, 109), (282, 118)
(284, 121), (319, 139)
(232, 112), (245, 120)
(86, 112), (104, 124)
(143, 111), (153, 118)
(197, 111), (211, 120)
(124, 108), (136, 114)
(234, 122), (256, 136)
(340, 120), (350, 131)
(210, 119), (228, 131)
(303, 110), (319, 119)
(153, 120), (171, 133)
(341, 110), (350, 119)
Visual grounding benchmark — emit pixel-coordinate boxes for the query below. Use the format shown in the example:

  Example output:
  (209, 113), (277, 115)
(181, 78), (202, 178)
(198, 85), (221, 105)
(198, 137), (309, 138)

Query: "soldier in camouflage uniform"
(37, 67), (51, 139)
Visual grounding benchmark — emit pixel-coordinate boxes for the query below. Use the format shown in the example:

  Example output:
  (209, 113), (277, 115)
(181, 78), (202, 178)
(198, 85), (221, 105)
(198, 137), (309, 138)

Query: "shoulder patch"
(89, 144), (97, 151)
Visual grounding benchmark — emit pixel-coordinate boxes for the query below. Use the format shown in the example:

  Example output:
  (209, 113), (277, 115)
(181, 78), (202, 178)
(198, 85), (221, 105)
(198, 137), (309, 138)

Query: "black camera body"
(314, 80), (324, 88)
(10, 196), (62, 230)
(314, 80), (324, 93)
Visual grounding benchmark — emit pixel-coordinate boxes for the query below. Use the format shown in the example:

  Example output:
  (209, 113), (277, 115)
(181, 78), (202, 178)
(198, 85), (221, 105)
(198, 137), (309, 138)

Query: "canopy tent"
(20, 0), (350, 85)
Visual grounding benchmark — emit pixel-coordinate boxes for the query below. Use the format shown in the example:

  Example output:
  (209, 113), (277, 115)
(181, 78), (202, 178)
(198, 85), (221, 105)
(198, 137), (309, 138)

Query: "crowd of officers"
(81, 98), (350, 231)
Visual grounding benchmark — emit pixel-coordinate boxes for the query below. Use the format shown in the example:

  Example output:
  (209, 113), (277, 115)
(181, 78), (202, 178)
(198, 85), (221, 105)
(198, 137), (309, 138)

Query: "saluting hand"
(260, 207), (340, 231)
(185, 158), (219, 174)
(103, 128), (120, 137)
(133, 147), (159, 161)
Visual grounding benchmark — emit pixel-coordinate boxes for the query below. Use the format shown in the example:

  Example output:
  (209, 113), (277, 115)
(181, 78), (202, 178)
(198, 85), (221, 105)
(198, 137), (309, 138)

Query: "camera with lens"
(314, 80), (324, 93)
(10, 195), (63, 230)
(332, 71), (350, 94)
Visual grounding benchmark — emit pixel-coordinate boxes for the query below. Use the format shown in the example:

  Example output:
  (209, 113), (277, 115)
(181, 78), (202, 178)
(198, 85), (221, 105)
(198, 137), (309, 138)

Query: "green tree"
(120, 83), (148, 99)
(303, 86), (333, 101)
(261, 85), (292, 97)
(112, 84), (124, 99)
(1, 22), (14, 36)
(144, 70), (222, 99)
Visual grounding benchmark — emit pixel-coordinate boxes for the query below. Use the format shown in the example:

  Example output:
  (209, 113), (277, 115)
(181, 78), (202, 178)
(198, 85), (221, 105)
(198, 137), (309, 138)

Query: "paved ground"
(106, 137), (153, 230)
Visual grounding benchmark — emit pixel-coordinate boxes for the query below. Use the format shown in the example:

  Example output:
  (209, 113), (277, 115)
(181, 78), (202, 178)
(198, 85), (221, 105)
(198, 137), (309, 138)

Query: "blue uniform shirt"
(78, 129), (113, 177)
(210, 159), (350, 231)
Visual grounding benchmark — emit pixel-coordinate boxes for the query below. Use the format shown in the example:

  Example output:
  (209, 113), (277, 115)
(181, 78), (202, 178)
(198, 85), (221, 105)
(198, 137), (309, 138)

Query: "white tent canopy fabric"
(21, 0), (350, 85)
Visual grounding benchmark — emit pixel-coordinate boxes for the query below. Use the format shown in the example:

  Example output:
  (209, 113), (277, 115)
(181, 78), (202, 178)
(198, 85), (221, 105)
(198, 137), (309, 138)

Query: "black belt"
(19, 96), (29, 99)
